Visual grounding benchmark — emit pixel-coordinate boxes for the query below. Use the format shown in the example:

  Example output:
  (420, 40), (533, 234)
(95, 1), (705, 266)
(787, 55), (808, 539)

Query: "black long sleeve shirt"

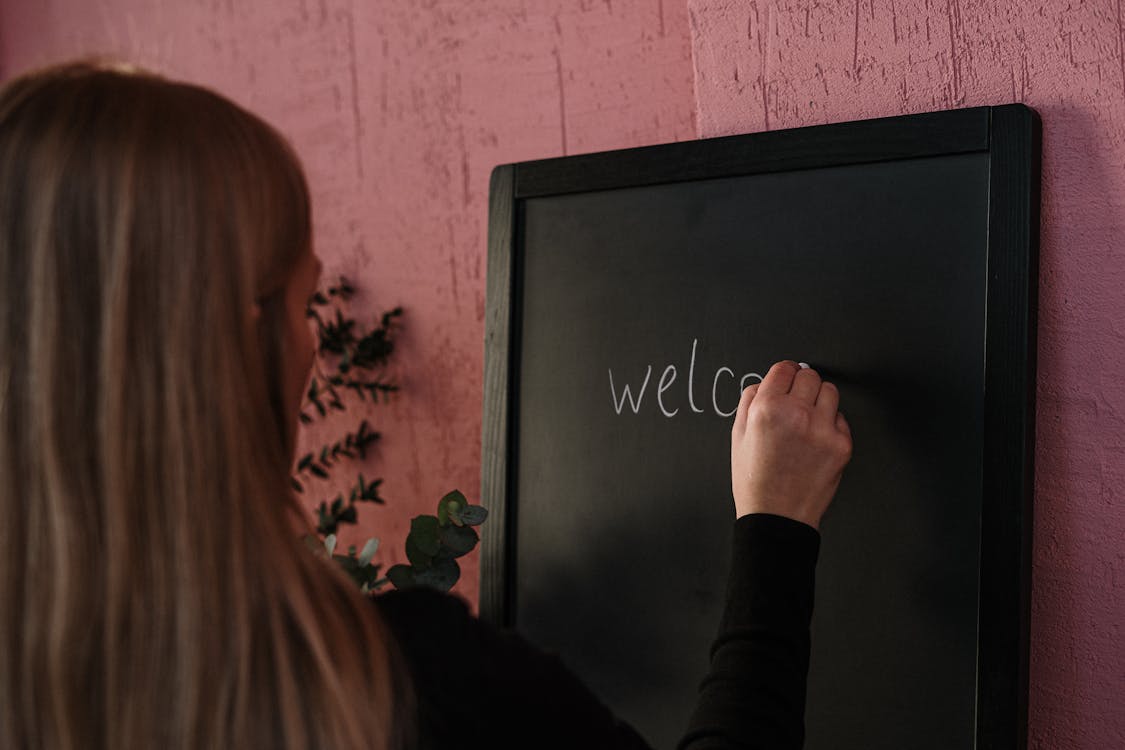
(373, 513), (820, 750)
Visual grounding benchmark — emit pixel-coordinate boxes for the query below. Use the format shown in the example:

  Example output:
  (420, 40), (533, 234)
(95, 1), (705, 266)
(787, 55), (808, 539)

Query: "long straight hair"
(0, 62), (408, 749)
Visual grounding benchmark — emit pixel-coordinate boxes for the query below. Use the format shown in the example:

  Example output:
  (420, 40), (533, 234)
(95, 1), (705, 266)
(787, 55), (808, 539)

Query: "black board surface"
(482, 105), (1039, 750)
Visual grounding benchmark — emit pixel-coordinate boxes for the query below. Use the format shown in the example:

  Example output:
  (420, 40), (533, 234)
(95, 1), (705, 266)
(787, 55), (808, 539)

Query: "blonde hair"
(0, 62), (407, 749)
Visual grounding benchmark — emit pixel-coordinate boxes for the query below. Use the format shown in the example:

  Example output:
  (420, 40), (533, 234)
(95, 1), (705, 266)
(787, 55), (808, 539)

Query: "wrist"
(734, 498), (821, 530)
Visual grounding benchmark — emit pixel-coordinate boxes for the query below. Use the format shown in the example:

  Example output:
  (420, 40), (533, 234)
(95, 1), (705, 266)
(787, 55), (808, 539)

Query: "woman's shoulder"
(370, 587), (652, 750)
(373, 586), (473, 632)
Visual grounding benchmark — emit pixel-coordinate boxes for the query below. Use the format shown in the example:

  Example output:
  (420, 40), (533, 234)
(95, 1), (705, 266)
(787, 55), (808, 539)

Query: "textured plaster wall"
(0, 0), (696, 609)
(688, 1), (1125, 747)
(1, 0), (1121, 746)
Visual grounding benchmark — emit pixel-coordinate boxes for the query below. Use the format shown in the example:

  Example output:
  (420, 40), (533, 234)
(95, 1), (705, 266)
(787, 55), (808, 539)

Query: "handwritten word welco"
(608, 339), (766, 418)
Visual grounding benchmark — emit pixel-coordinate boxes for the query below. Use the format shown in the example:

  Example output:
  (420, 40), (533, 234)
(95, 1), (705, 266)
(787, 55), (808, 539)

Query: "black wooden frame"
(481, 105), (1040, 750)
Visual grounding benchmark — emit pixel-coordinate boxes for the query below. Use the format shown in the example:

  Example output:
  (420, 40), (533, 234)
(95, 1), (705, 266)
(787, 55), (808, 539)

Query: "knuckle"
(760, 403), (807, 434)
(749, 398), (783, 425)
(798, 368), (821, 385)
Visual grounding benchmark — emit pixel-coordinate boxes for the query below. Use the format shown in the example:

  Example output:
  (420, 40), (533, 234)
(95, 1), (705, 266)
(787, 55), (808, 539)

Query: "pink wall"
(1, 0), (1121, 746)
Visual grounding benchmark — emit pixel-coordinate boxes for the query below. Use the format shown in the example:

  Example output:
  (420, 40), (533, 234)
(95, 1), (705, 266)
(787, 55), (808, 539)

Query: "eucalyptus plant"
(385, 489), (488, 591)
(295, 277), (486, 593)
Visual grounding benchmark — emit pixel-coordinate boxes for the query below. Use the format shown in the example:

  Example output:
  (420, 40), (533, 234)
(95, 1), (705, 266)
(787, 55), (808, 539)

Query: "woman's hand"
(731, 361), (853, 528)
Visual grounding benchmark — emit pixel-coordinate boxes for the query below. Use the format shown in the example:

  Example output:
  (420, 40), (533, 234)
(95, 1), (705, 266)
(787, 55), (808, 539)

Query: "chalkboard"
(481, 105), (1039, 750)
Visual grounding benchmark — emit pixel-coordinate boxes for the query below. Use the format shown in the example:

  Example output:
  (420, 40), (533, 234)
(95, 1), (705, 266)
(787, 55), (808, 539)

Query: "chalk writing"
(608, 339), (764, 417)
(608, 366), (652, 414)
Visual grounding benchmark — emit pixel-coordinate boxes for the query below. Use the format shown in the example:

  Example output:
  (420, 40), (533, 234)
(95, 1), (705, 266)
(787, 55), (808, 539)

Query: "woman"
(0, 62), (851, 749)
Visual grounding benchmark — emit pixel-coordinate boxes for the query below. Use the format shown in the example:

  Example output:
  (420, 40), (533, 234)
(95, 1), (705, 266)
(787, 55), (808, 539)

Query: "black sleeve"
(373, 585), (652, 750)
(374, 511), (818, 750)
(678, 513), (821, 750)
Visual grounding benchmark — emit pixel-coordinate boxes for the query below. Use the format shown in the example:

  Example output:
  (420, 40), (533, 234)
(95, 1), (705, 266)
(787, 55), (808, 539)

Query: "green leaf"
(414, 558), (460, 592)
(460, 505), (489, 526)
(342, 560), (383, 590)
(410, 516), (441, 556)
(439, 524), (479, 557)
(404, 536), (432, 569)
(437, 490), (468, 526)
(316, 503), (337, 535)
(360, 482), (385, 503)
(386, 564), (415, 589)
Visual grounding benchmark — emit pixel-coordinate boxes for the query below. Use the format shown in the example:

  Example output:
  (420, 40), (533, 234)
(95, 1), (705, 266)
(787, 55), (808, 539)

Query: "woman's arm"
(678, 513), (820, 750)
(680, 361), (852, 749)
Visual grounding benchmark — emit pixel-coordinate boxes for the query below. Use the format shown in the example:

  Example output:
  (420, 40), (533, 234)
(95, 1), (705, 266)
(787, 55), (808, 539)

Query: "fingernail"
(798, 362), (810, 369)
